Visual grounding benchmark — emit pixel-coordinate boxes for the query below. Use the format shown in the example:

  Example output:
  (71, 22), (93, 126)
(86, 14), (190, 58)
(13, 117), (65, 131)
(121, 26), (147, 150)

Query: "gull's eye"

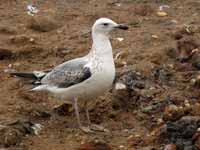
(103, 23), (109, 26)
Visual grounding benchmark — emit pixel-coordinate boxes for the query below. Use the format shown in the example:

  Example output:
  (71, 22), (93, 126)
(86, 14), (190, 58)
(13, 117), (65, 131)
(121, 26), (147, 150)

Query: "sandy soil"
(0, 0), (200, 150)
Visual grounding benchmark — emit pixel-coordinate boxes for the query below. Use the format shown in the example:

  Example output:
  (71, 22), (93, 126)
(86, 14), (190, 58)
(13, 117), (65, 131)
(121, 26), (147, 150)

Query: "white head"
(92, 18), (128, 35)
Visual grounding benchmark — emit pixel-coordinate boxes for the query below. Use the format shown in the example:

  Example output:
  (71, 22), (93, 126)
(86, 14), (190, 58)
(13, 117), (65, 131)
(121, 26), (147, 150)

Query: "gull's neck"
(88, 32), (113, 58)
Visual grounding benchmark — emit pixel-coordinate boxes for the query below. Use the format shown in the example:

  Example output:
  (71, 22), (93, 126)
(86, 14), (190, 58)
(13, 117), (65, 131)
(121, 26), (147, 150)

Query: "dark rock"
(160, 116), (200, 150)
(31, 109), (51, 119)
(0, 48), (13, 60)
(113, 70), (145, 110)
(116, 70), (145, 91)
(152, 66), (173, 83)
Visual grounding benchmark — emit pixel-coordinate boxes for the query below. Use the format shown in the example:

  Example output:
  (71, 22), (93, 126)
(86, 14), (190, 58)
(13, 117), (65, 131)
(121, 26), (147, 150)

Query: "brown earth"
(0, 0), (200, 150)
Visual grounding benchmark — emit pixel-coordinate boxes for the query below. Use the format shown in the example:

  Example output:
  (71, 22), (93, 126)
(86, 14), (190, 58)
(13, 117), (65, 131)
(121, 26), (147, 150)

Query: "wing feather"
(41, 58), (91, 88)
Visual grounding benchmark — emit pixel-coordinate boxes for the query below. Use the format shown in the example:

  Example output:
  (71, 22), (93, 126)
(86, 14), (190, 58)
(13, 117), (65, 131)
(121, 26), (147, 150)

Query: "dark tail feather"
(10, 73), (37, 79)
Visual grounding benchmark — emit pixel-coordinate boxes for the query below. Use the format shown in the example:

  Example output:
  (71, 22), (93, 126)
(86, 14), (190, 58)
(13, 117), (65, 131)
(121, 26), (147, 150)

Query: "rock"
(128, 134), (155, 147)
(164, 144), (176, 150)
(190, 75), (200, 88)
(189, 103), (200, 115)
(163, 105), (184, 122)
(165, 47), (177, 59)
(160, 116), (200, 150)
(191, 50), (200, 69)
(128, 135), (142, 146)
(152, 35), (159, 39)
(31, 109), (51, 119)
(172, 25), (200, 40)
(194, 129), (200, 149)
(152, 66), (172, 83)
(184, 25), (200, 34)
(157, 11), (168, 17)
(115, 82), (127, 90)
(112, 70), (146, 110)
(176, 37), (199, 63)
(0, 49), (13, 60)
(78, 141), (112, 150)
(117, 70), (145, 91)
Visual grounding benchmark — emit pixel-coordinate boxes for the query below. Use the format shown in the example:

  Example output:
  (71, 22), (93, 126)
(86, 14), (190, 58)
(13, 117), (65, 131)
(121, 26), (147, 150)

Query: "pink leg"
(72, 98), (93, 133)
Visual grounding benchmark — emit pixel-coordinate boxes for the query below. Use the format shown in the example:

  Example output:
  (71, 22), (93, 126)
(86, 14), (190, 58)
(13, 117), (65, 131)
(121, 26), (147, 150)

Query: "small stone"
(27, 5), (39, 16)
(115, 82), (126, 90)
(119, 145), (125, 149)
(157, 118), (164, 125)
(157, 11), (168, 17)
(190, 75), (200, 88)
(159, 5), (170, 11)
(116, 37), (124, 42)
(8, 64), (12, 68)
(31, 123), (42, 135)
(164, 144), (176, 150)
(29, 38), (35, 42)
(127, 135), (134, 140)
(152, 35), (159, 39)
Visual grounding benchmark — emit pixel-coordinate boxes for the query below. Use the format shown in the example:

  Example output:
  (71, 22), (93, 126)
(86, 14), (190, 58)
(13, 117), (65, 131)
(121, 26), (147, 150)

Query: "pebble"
(116, 37), (124, 42)
(152, 35), (159, 39)
(159, 5), (170, 11)
(119, 145), (125, 149)
(157, 11), (168, 17)
(164, 144), (176, 150)
(31, 123), (42, 135)
(115, 82), (127, 90)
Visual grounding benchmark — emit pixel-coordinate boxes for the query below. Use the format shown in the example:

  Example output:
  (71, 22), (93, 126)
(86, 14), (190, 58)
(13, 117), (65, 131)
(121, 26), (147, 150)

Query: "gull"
(11, 18), (128, 132)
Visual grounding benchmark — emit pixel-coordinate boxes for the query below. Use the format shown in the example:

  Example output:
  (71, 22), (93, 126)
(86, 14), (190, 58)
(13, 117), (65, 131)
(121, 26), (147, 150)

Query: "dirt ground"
(0, 0), (200, 150)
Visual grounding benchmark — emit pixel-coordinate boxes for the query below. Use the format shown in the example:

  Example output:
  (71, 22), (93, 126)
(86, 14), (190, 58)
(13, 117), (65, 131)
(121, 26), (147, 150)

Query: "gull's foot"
(80, 126), (94, 133)
(90, 124), (110, 132)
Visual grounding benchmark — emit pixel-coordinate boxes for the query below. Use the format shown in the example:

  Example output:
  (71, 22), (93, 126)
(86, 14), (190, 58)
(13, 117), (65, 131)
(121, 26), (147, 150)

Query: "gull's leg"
(72, 98), (92, 133)
(72, 98), (81, 128)
(85, 102), (91, 125)
(84, 102), (109, 133)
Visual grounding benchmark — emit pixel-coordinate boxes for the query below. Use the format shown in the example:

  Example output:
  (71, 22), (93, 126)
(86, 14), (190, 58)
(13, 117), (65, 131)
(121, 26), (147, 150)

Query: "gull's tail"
(10, 73), (38, 79)
(10, 71), (47, 86)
